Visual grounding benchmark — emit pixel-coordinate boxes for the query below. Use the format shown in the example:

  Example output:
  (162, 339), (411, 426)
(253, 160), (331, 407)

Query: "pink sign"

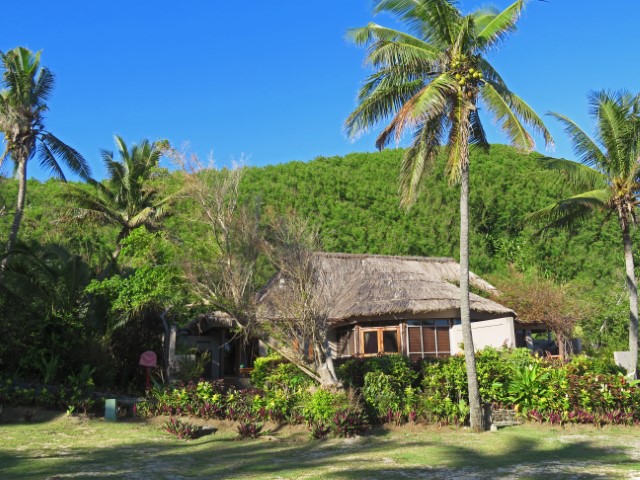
(139, 351), (157, 367)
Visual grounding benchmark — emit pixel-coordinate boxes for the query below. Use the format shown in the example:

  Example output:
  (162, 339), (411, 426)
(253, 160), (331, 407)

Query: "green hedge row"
(337, 348), (637, 425)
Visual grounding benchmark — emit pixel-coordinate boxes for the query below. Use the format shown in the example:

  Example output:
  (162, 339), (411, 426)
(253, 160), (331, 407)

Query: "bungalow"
(168, 252), (520, 381)
(282, 252), (518, 361)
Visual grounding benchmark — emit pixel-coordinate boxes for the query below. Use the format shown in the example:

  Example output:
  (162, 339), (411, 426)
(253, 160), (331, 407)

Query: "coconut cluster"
(450, 56), (483, 87)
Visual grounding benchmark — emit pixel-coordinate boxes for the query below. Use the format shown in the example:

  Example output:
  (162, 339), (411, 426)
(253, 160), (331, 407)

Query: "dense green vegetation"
(241, 145), (628, 293)
(0, 144), (635, 387)
(132, 349), (638, 428)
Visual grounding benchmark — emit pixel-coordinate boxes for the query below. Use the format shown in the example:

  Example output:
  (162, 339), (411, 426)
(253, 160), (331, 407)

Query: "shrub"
(308, 421), (331, 440)
(505, 364), (550, 414)
(237, 420), (263, 439)
(163, 417), (199, 440)
(331, 408), (369, 438)
(248, 357), (313, 421)
(250, 354), (290, 389)
(225, 387), (266, 420)
(567, 354), (626, 376)
(302, 388), (350, 424)
(338, 354), (417, 390)
(420, 355), (468, 422)
(362, 371), (403, 422)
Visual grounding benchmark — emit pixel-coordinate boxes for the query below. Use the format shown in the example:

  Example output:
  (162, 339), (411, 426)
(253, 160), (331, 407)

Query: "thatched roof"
(259, 252), (513, 324)
(184, 312), (234, 334)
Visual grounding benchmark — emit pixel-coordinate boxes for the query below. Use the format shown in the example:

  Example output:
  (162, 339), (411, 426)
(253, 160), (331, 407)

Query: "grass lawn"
(1, 409), (640, 479)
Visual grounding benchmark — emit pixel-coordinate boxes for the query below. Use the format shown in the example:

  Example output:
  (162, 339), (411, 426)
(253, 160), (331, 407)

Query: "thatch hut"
(259, 252), (517, 361)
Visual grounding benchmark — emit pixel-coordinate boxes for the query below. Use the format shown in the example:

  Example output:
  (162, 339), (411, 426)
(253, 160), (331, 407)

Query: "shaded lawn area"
(1, 413), (640, 479)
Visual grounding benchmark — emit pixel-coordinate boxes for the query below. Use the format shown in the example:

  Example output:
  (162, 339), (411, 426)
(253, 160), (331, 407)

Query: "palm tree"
(345, 0), (552, 430)
(0, 47), (90, 252)
(531, 91), (640, 376)
(64, 136), (172, 266)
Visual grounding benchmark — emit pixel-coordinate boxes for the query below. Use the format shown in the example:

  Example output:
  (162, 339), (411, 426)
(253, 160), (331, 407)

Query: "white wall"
(449, 317), (516, 355)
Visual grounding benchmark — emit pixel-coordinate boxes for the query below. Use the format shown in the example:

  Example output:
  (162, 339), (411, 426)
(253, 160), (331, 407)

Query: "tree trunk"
(322, 338), (338, 381)
(262, 336), (339, 387)
(314, 340), (339, 386)
(111, 227), (130, 263)
(6, 159), (27, 252)
(622, 224), (638, 377)
(556, 330), (566, 360)
(460, 160), (483, 431)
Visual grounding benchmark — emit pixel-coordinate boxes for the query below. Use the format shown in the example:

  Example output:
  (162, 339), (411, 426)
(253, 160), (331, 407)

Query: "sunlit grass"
(1, 412), (639, 479)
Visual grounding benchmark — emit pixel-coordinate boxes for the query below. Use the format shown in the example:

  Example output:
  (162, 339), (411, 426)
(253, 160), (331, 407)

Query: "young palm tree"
(64, 136), (172, 265)
(0, 47), (90, 251)
(531, 91), (640, 376)
(345, 0), (553, 430)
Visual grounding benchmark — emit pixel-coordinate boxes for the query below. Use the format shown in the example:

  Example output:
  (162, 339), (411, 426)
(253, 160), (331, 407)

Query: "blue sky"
(2, 1), (639, 180)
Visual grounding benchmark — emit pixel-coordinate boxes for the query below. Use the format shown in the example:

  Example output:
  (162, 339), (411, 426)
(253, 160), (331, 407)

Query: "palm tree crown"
(0, 47), (90, 251)
(535, 91), (640, 229)
(345, 0), (553, 201)
(65, 136), (172, 263)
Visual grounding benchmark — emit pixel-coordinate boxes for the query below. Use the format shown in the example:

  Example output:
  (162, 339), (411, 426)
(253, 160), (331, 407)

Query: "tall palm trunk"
(459, 155), (483, 431)
(6, 158), (27, 252)
(622, 222), (638, 377)
(108, 228), (130, 268)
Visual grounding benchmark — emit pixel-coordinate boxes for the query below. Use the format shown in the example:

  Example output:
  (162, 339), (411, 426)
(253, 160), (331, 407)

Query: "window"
(358, 327), (400, 356)
(407, 320), (451, 360)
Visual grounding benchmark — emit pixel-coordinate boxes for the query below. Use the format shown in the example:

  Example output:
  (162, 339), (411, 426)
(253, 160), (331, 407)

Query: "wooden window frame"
(358, 326), (401, 357)
(407, 320), (452, 359)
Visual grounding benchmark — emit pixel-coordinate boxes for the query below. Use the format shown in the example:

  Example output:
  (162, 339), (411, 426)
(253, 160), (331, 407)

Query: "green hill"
(0, 145), (632, 353)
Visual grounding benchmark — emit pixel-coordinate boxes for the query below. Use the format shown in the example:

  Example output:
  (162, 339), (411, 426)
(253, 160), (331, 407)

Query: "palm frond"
(61, 183), (125, 227)
(0, 145), (9, 171)
(348, 22), (438, 52)
(345, 77), (426, 139)
(40, 132), (90, 179)
(451, 14), (474, 57)
(484, 81), (553, 148)
(32, 65), (55, 102)
(356, 65), (426, 102)
(1, 48), (48, 107)
(538, 157), (608, 192)
(589, 90), (636, 176)
(476, 58), (507, 89)
(376, 76), (448, 150)
(480, 82), (534, 150)
(394, 73), (456, 136)
(36, 141), (67, 180)
(399, 116), (445, 208)
(547, 112), (605, 169)
(474, 1), (525, 50)
(528, 188), (610, 231)
(365, 39), (441, 70)
(129, 206), (156, 229)
(374, 0), (462, 46)
(468, 108), (489, 151)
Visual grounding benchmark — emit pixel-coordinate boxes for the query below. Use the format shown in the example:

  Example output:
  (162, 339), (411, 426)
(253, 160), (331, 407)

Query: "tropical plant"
(0, 47), (90, 251)
(164, 417), (200, 440)
(0, 241), (91, 377)
(530, 90), (640, 375)
(63, 136), (172, 265)
(236, 419), (263, 439)
(505, 363), (549, 413)
(345, 0), (552, 430)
